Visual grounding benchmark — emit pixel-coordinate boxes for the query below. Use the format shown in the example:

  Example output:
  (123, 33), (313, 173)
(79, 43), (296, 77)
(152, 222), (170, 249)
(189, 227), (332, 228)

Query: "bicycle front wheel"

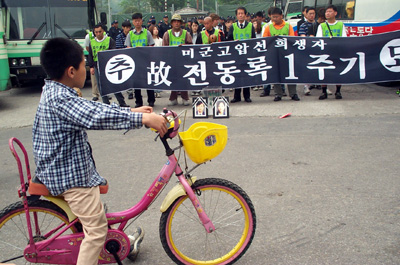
(0, 199), (80, 264)
(160, 178), (256, 265)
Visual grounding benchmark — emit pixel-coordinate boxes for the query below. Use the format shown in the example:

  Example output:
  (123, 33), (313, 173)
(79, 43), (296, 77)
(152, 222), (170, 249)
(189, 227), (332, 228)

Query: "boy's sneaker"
(168, 99), (178, 106)
(182, 99), (190, 106)
(335, 92), (342, 99)
(127, 227), (145, 261)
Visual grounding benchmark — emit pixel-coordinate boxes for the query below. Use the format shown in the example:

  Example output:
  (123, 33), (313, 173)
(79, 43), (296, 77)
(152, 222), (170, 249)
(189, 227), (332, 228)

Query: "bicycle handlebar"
(150, 108), (180, 140)
(162, 108), (180, 139)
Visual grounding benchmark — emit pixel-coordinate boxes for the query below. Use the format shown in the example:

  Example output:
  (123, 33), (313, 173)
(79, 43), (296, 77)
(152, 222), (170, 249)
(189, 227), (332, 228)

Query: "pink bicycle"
(0, 109), (256, 265)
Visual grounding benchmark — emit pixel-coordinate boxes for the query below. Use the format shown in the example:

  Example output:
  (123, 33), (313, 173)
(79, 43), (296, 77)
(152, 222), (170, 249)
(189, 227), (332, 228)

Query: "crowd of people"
(86, 4), (347, 108)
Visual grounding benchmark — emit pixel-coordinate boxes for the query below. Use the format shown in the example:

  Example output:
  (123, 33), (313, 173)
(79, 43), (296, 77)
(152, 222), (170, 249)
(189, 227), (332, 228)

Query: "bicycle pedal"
(127, 227), (145, 261)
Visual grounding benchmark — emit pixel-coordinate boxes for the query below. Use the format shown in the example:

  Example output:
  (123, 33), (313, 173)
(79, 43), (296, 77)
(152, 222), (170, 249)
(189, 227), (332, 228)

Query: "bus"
(0, 0), (106, 91)
(286, 0), (400, 35)
(284, 0), (302, 21)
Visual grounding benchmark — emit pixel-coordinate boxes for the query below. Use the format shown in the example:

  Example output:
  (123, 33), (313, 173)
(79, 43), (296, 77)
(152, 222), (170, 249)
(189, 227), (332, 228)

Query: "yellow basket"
(179, 122), (228, 164)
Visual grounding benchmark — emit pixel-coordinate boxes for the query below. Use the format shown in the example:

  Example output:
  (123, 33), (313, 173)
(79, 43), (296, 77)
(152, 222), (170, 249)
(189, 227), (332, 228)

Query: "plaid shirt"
(33, 79), (143, 195)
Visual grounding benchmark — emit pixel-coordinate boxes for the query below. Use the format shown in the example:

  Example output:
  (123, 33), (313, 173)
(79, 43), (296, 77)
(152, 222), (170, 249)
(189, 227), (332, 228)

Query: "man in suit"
(227, 7), (256, 103)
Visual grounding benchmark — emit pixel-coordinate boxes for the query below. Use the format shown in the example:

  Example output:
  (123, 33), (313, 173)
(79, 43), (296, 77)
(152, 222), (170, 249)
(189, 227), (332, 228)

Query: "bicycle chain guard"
(24, 229), (130, 264)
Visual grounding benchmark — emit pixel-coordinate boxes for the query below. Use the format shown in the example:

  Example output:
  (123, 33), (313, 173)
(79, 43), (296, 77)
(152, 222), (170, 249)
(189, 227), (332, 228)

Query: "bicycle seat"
(28, 177), (109, 196)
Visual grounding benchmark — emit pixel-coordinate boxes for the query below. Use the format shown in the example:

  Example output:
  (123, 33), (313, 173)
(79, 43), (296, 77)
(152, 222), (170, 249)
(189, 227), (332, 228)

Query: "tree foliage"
(120, 0), (142, 14)
(149, 0), (186, 12)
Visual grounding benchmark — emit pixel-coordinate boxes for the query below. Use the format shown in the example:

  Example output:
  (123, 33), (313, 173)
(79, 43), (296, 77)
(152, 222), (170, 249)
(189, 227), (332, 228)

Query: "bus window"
(315, 0), (330, 12)
(3, 0), (94, 40)
(303, 0), (316, 9)
(7, 6), (48, 40)
(52, 6), (90, 38)
(332, 0), (355, 19)
(4, 0), (49, 40)
(286, 1), (303, 19)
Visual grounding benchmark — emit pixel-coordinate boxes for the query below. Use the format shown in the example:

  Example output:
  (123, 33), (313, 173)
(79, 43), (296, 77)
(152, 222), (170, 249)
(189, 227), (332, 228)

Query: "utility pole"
(108, 0), (111, 27)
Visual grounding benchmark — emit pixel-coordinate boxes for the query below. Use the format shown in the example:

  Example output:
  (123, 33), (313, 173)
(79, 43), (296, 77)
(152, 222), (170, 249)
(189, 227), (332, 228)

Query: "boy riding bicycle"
(33, 38), (167, 265)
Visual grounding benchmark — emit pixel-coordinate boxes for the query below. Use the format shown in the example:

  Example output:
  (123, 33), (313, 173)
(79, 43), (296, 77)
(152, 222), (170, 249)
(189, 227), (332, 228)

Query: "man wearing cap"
(219, 17), (228, 37)
(125, 13), (156, 107)
(198, 16), (205, 31)
(109, 20), (121, 41)
(162, 14), (193, 106)
(159, 14), (172, 38)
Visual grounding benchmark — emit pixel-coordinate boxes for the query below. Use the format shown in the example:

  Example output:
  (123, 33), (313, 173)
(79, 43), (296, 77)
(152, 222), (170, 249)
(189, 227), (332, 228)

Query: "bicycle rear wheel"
(0, 199), (80, 264)
(160, 178), (256, 265)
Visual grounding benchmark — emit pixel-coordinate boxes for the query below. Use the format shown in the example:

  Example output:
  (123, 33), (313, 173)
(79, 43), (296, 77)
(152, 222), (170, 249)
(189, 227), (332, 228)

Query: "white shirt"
(316, 21), (347, 37)
(261, 21), (272, 37)
(153, 37), (163, 47)
(84, 33), (90, 48)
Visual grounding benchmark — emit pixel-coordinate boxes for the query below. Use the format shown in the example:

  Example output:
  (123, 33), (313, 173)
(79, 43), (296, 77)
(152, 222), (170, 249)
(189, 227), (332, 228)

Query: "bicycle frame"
(8, 112), (216, 264)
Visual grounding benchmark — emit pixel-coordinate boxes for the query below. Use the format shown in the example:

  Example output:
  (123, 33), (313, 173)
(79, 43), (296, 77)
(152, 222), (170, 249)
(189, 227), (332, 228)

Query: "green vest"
(200, 29), (220, 44)
(90, 36), (110, 62)
(320, 21), (344, 37)
(129, 29), (148, 47)
(168, 29), (187, 46)
(269, 23), (290, 36)
(232, 22), (252, 40)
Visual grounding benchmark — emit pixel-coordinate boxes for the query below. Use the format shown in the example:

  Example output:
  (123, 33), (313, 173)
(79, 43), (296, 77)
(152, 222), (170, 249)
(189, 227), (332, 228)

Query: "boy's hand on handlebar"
(142, 113), (168, 137)
(131, 106), (153, 113)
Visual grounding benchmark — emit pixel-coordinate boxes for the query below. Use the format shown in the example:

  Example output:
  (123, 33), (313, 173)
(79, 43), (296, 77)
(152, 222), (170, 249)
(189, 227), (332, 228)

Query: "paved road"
(0, 83), (399, 264)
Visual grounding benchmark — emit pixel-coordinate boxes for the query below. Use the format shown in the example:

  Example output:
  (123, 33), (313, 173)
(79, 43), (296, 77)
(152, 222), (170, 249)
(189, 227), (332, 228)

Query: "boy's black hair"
(122, 20), (131, 28)
(326, 4), (338, 12)
(271, 7), (283, 15)
(302, 6), (309, 12)
(306, 7), (316, 13)
(132, 13), (143, 20)
(235, 6), (247, 15)
(40, 38), (83, 80)
(255, 11), (264, 18)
